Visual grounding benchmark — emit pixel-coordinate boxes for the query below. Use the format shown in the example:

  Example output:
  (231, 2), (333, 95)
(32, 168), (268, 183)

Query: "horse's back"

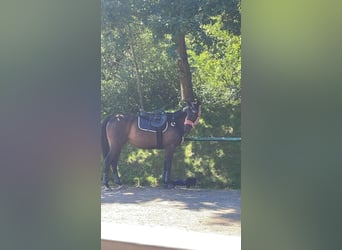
(105, 114), (135, 146)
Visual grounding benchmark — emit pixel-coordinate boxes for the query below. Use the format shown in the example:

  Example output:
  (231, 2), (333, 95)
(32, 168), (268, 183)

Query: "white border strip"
(101, 222), (241, 250)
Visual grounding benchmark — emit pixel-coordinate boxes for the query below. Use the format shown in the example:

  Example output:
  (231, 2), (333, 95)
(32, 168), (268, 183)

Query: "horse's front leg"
(162, 145), (176, 188)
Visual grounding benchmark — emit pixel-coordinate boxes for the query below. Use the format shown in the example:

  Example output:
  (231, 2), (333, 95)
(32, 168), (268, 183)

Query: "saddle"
(138, 110), (168, 149)
(139, 110), (167, 129)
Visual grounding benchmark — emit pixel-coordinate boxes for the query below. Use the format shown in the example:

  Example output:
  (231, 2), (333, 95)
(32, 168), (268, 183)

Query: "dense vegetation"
(101, 0), (241, 189)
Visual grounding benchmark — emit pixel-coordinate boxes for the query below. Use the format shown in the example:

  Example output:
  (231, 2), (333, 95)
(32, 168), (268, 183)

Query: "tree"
(101, 1), (181, 115)
(137, 0), (241, 102)
(102, 0), (241, 102)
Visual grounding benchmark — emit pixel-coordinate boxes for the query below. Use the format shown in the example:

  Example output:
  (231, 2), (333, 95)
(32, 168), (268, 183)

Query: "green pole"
(184, 137), (241, 142)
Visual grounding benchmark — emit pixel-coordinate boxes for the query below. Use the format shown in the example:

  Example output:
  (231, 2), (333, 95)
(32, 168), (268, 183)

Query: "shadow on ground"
(101, 186), (241, 224)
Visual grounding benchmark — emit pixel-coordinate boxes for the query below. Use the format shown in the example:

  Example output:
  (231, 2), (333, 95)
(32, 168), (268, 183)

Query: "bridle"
(184, 104), (201, 128)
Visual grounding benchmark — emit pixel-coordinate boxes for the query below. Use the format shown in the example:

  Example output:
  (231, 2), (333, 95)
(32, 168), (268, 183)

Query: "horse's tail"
(101, 115), (112, 159)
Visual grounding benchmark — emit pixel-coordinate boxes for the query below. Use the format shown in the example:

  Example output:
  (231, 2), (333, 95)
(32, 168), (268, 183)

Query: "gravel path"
(101, 186), (241, 236)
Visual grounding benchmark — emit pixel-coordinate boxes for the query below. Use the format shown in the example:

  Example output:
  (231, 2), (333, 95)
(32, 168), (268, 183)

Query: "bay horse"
(101, 101), (201, 189)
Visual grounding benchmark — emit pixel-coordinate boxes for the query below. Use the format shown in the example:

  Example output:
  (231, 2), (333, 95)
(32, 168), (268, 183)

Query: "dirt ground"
(101, 186), (241, 236)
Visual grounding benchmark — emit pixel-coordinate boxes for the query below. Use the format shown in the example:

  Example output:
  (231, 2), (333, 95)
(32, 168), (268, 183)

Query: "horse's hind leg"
(102, 154), (112, 190)
(110, 150), (122, 186)
(102, 151), (122, 189)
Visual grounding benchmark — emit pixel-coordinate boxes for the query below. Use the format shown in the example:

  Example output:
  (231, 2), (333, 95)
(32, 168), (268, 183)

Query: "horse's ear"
(186, 100), (201, 109)
(185, 101), (191, 107)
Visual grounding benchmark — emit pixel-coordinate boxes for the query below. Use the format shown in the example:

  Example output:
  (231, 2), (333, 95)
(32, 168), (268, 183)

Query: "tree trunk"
(127, 25), (144, 110)
(176, 33), (195, 102)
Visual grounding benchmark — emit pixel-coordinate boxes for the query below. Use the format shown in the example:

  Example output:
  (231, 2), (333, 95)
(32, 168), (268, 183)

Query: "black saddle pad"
(138, 115), (168, 133)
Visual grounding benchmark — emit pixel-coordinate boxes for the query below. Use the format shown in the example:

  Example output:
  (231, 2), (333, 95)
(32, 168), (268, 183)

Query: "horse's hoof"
(113, 185), (123, 190)
(103, 185), (112, 191)
(163, 183), (175, 189)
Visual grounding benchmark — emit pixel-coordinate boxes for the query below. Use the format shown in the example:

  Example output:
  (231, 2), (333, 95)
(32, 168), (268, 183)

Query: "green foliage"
(101, 23), (180, 116)
(185, 14), (241, 188)
(135, 0), (241, 38)
(101, 0), (241, 189)
(189, 15), (241, 106)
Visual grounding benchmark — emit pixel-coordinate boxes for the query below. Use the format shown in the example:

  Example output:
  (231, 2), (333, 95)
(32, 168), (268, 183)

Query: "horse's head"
(183, 100), (201, 135)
